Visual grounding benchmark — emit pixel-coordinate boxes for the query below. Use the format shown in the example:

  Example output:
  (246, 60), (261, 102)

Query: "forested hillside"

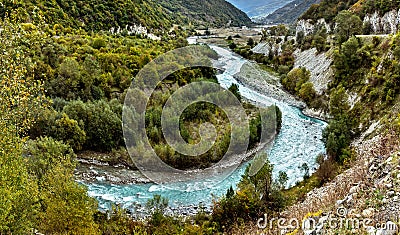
(299, 0), (400, 23)
(159, 0), (252, 27)
(0, 0), (251, 32)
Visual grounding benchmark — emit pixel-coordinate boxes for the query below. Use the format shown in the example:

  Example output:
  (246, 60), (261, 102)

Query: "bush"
(63, 100), (123, 151)
(282, 67), (311, 95)
(92, 38), (107, 49)
(299, 82), (317, 104)
(30, 109), (87, 151)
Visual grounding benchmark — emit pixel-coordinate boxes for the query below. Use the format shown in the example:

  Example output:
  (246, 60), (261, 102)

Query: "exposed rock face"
(296, 18), (331, 37)
(363, 9), (400, 34)
(293, 48), (333, 94)
(109, 24), (161, 40)
(251, 36), (287, 56)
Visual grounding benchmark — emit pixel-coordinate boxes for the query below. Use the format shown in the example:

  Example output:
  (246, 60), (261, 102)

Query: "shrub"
(30, 109), (87, 151)
(63, 100), (123, 151)
(92, 38), (107, 49)
(299, 82), (317, 104)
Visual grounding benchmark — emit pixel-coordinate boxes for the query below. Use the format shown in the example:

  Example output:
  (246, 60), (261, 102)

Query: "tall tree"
(334, 10), (362, 44)
(0, 15), (46, 234)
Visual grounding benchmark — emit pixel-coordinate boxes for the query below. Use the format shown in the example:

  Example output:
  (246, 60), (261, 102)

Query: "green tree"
(277, 171), (288, 189)
(282, 67), (311, 94)
(226, 186), (235, 199)
(334, 11), (362, 44)
(247, 37), (255, 47)
(53, 113), (87, 151)
(25, 137), (99, 234)
(30, 109), (87, 151)
(322, 114), (353, 163)
(0, 128), (39, 234)
(63, 100), (123, 151)
(299, 82), (317, 104)
(333, 37), (362, 85)
(228, 83), (242, 102)
(329, 85), (350, 117)
(299, 163), (310, 179)
(0, 16), (46, 234)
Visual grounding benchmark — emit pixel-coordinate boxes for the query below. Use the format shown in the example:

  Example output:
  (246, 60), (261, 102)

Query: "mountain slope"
(159, 0), (252, 27)
(226, 0), (294, 19)
(256, 0), (321, 24)
(1, 0), (251, 32)
(299, 0), (359, 23)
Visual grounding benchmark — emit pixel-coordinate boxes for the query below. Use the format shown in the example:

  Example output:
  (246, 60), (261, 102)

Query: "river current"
(83, 42), (327, 215)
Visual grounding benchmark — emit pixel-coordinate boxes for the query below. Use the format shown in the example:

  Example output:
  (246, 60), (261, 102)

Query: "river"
(81, 41), (327, 216)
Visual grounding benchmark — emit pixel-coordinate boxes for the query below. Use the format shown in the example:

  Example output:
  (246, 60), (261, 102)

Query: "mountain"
(0, 0), (251, 32)
(255, 0), (321, 24)
(299, 0), (358, 23)
(158, 0), (252, 27)
(226, 0), (294, 19)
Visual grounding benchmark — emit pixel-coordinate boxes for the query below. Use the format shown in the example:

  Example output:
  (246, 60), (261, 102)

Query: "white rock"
(362, 208), (375, 218)
(349, 185), (359, 194)
(363, 9), (400, 34)
(293, 48), (332, 94)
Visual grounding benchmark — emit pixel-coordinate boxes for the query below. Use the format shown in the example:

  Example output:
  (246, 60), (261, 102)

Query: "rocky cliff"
(296, 18), (331, 37)
(293, 48), (332, 94)
(363, 9), (400, 34)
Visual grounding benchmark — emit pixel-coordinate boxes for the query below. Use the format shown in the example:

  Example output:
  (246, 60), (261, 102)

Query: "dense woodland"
(0, 0), (251, 31)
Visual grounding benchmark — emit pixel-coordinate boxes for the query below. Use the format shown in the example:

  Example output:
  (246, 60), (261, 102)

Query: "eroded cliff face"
(296, 9), (400, 36)
(251, 36), (289, 56)
(293, 48), (333, 95)
(296, 18), (331, 37)
(363, 9), (400, 34)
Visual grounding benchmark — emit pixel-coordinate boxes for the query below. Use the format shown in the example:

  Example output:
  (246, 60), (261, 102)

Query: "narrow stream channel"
(82, 42), (327, 216)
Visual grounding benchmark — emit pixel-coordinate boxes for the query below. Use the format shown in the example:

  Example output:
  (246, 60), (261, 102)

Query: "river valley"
(77, 40), (327, 217)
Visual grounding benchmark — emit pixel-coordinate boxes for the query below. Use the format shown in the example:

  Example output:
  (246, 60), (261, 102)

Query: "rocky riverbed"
(234, 61), (306, 108)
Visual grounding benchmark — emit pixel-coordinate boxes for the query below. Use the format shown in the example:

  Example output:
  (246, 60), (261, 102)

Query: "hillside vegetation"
(0, 0), (251, 32)
(159, 0), (252, 28)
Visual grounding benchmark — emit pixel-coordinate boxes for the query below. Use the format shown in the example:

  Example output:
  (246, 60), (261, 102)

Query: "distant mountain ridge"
(226, 0), (294, 19)
(255, 0), (321, 24)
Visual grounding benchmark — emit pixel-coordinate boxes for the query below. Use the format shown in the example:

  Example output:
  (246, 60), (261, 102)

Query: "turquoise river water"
(83, 44), (327, 216)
